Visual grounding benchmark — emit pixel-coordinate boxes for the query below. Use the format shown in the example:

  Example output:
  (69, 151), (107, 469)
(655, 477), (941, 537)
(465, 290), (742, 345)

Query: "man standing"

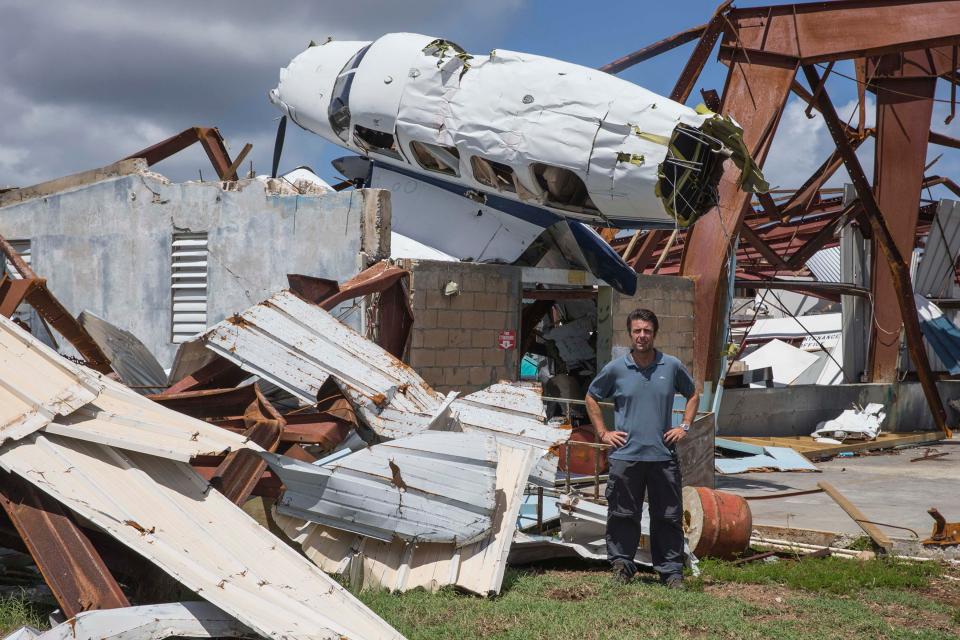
(585, 308), (699, 588)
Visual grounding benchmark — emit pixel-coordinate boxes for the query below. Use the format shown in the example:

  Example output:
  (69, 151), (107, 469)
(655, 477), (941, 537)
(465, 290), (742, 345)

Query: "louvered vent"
(171, 232), (208, 343)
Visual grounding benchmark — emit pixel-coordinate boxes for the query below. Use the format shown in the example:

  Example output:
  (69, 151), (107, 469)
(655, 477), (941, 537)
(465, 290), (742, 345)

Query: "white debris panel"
(0, 314), (104, 444)
(0, 433), (404, 640)
(264, 431), (498, 545)
(43, 376), (257, 462)
(271, 34), (762, 228)
(78, 310), (168, 392)
(275, 441), (538, 596)
(812, 403), (886, 442)
(201, 290), (457, 439)
(7, 602), (255, 640)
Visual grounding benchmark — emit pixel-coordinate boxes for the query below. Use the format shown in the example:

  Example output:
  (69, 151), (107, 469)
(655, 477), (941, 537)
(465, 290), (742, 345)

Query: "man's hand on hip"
(599, 430), (628, 447)
(663, 427), (687, 445)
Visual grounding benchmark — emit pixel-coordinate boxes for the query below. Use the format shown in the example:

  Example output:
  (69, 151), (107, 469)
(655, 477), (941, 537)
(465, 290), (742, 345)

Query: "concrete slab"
(717, 438), (960, 545)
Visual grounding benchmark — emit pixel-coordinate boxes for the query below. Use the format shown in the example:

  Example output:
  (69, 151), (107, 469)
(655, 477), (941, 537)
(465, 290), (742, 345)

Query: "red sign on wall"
(497, 330), (516, 350)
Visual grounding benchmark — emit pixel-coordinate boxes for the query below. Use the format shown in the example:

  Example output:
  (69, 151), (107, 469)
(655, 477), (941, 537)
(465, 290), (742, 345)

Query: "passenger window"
(328, 45), (371, 143)
(410, 141), (460, 176)
(353, 125), (402, 159)
(470, 157), (517, 194)
(531, 163), (598, 213)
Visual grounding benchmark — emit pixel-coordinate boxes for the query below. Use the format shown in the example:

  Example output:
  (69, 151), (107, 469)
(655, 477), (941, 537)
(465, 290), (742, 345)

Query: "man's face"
(629, 319), (656, 353)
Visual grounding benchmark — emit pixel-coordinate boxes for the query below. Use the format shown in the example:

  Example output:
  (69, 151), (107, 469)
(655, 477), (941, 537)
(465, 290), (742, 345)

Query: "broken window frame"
(470, 156), (519, 194)
(327, 45), (371, 143)
(529, 163), (599, 215)
(409, 141), (461, 176)
(352, 124), (403, 160)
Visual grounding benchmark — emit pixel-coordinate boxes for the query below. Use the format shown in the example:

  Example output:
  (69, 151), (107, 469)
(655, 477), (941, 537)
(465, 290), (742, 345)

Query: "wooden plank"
(817, 481), (893, 552)
(722, 431), (943, 458)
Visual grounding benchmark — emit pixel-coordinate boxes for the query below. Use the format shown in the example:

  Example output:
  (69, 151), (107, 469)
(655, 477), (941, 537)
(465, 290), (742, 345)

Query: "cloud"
(0, 0), (524, 186)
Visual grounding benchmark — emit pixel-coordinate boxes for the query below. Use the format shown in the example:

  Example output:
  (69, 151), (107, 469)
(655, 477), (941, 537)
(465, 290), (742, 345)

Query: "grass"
(0, 556), (956, 639)
(0, 594), (52, 635)
(357, 557), (960, 640)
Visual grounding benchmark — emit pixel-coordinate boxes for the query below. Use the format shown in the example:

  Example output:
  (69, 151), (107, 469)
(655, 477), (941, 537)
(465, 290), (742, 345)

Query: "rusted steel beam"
(756, 192), (781, 221)
(629, 229), (668, 272)
(600, 23), (708, 74)
(0, 276), (42, 318)
(734, 278), (869, 299)
(680, 59), (796, 384)
(866, 55), (938, 383)
(724, 2), (960, 65)
(738, 224), (789, 270)
(783, 201), (859, 270)
(801, 64), (950, 438)
(923, 175), (960, 198)
(930, 130), (960, 149)
(281, 412), (353, 447)
(125, 126), (241, 181)
(670, 2), (734, 103)
(0, 472), (129, 616)
(779, 138), (868, 220)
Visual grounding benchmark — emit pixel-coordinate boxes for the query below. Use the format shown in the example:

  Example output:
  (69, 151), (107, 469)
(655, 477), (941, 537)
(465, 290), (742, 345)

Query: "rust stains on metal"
(0, 473), (129, 617)
(922, 507), (960, 546)
(388, 460), (408, 492)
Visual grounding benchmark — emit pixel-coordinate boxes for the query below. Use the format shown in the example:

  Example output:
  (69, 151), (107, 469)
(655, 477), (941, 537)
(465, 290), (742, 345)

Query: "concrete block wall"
(400, 259), (521, 394)
(611, 274), (696, 372)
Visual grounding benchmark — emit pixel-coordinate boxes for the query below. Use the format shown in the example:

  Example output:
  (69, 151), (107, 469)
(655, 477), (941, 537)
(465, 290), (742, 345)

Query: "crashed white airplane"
(271, 33), (764, 293)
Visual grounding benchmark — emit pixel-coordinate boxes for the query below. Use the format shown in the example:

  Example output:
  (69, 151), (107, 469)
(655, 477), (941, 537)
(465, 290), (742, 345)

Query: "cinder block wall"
(611, 274), (696, 372)
(399, 259), (521, 394)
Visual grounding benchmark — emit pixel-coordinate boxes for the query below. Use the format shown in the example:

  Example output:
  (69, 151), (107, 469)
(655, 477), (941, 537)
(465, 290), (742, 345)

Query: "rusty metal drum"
(556, 427), (609, 475)
(682, 486), (752, 559)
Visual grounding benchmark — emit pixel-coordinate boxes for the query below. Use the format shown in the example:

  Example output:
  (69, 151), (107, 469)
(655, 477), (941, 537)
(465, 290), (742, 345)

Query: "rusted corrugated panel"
(266, 432), (497, 545)
(0, 471), (129, 617)
(275, 441), (537, 596)
(0, 433), (404, 640)
(201, 290), (455, 439)
(44, 378), (256, 462)
(18, 601), (253, 640)
(0, 315), (104, 444)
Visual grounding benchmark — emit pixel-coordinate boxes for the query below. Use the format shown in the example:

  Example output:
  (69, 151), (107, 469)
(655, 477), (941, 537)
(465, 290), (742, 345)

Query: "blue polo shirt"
(587, 350), (696, 462)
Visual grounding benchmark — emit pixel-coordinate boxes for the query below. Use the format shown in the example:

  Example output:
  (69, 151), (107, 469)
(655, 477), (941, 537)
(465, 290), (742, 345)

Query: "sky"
(1, 0), (958, 199)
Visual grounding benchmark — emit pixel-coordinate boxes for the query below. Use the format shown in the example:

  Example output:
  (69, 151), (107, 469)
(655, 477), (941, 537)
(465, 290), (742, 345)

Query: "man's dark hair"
(626, 308), (659, 333)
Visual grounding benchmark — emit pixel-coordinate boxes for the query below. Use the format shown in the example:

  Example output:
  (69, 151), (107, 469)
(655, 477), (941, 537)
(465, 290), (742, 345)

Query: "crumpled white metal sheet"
(201, 290), (457, 439)
(265, 431), (498, 545)
(0, 315), (104, 445)
(275, 441), (538, 596)
(43, 376), (257, 462)
(0, 433), (404, 640)
(6, 602), (255, 640)
(78, 311), (167, 392)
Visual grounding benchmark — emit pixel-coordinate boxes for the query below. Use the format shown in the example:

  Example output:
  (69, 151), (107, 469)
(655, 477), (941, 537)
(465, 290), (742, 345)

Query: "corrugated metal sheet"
(0, 315), (104, 444)
(458, 382), (546, 421)
(915, 200), (960, 297)
(806, 246), (842, 283)
(44, 377), (255, 462)
(78, 311), (167, 391)
(18, 602), (254, 640)
(202, 291), (454, 439)
(265, 432), (497, 545)
(0, 433), (404, 640)
(275, 441), (537, 596)
(715, 446), (819, 474)
(171, 232), (209, 344)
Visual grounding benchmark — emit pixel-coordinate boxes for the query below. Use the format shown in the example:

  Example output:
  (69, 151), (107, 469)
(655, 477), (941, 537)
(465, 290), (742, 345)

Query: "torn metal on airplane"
(0, 314), (104, 444)
(3, 602), (256, 640)
(274, 441), (538, 596)
(271, 34), (762, 229)
(264, 431), (498, 545)
(0, 433), (404, 640)
(812, 403), (886, 443)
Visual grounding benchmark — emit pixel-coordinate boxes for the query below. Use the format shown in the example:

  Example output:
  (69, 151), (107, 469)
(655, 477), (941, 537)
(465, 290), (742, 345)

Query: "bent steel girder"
(679, 58), (796, 384)
(868, 51), (938, 382)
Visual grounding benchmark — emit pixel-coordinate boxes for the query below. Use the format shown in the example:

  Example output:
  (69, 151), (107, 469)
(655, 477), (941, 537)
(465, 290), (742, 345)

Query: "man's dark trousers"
(605, 456), (684, 578)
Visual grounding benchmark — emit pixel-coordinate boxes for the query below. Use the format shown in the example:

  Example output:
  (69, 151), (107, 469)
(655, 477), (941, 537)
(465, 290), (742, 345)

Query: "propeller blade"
(271, 116), (287, 179)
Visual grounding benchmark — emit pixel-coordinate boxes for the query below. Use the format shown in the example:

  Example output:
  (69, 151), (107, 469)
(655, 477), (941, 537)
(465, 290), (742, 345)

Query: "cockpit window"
(470, 156), (518, 194)
(410, 141), (460, 176)
(328, 45), (371, 142)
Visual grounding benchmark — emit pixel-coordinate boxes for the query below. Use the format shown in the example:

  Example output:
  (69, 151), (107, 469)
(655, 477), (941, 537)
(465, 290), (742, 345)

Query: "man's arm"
(664, 367), (700, 445)
(585, 393), (627, 447)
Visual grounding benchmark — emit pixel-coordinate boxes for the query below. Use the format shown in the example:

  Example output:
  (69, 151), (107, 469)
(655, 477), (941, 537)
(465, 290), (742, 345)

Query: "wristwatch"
(679, 422), (690, 432)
